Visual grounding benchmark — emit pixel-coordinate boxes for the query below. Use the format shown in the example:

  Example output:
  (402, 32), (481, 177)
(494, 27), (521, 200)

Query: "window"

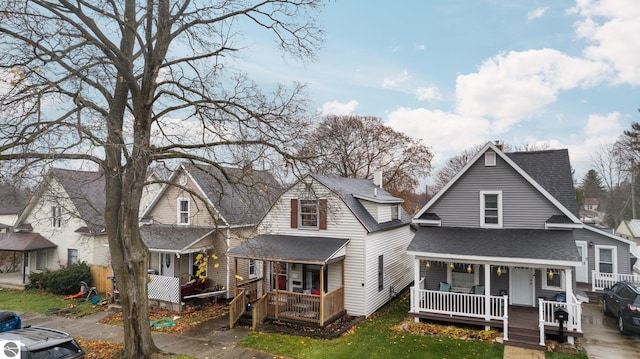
(249, 259), (257, 279)
(178, 198), (190, 224)
(299, 200), (318, 228)
(67, 249), (78, 267)
(303, 264), (327, 293)
(52, 206), (62, 228)
(378, 255), (384, 291)
(480, 191), (502, 228)
(596, 246), (616, 274)
(448, 264), (477, 292)
(391, 204), (399, 220)
(36, 250), (47, 270)
(542, 269), (564, 291)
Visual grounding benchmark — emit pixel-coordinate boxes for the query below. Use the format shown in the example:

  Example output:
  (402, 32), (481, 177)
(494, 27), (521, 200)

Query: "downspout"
(226, 227), (231, 298)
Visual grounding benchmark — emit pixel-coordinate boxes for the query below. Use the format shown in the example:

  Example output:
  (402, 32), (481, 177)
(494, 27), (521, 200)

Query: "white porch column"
(564, 268), (575, 345)
(484, 264), (491, 326)
(413, 257), (421, 322)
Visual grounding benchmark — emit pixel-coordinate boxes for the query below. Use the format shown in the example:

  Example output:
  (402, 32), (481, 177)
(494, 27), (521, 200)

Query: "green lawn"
(0, 288), (102, 316)
(240, 292), (588, 359)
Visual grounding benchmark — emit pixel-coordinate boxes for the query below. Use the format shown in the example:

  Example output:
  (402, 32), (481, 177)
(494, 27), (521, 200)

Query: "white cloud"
(386, 107), (491, 167)
(382, 69), (410, 88)
(414, 44), (425, 51)
(414, 86), (440, 101)
(571, 0), (640, 85)
(527, 7), (548, 21)
(455, 48), (611, 133)
(319, 100), (359, 116)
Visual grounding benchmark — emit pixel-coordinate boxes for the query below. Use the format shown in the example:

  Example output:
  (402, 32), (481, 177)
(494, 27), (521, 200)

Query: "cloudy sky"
(241, 0), (640, 183)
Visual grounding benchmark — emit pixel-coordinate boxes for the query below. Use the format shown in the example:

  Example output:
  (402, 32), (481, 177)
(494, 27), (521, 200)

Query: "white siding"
(362, 225), (414, 316)
(360, 200), (378, 223)
(258, 180), (368, 316)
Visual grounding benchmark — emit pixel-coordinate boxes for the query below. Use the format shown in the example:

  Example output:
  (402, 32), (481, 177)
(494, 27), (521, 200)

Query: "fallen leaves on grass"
(77, 338), (123, 358)
(99, 302), (227, 334)
(392, 320), (501, 342)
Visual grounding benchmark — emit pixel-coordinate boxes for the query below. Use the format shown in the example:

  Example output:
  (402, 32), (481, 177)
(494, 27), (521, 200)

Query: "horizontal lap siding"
(574, 228), (631, 279)
(431, 157), (562, 229)
(258, 181), (368, 316)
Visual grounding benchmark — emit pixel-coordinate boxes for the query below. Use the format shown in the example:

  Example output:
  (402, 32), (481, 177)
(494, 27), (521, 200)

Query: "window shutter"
(290, 198), (298, 228)
(319, 199), (327, 230)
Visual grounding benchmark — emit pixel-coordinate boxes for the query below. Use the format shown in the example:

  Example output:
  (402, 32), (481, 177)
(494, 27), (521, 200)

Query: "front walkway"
(0, 272), (26, 289)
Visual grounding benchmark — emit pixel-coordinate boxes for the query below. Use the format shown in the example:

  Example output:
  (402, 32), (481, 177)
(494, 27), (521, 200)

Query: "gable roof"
(310, 174), (411, 233)
(618, 219), (640, 238)
(414, 142), (580, 223)
(145, 163), (283, 227)
(19, 168), (106, 234)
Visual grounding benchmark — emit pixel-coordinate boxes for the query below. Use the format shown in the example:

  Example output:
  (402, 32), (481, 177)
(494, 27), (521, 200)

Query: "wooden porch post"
(320, 264), (325, 325)
(484, 264), (491, 327)
(233, 258), (238, 296)
(564, 268), (575, 344)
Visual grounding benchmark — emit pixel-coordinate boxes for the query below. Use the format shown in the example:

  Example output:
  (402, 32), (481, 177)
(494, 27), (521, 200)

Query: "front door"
(510, 267), (534, 306)
(161, 253), (174, 277)
(576, 241), (588, 282)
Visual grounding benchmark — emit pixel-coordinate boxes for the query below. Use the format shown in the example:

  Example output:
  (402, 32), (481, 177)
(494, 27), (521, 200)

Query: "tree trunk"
(105, 165), (157, 358)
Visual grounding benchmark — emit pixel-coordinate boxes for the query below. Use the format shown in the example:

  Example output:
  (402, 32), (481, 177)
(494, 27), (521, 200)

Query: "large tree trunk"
(105, 165), (157, 358)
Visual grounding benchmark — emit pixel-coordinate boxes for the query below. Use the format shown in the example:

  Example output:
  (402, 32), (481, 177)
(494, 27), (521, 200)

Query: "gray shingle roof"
(506, 149), (578, 216)
(311, 174), (411, 232)
(0, 232), (57, 251)
(183, 163), (282, 227)
(0, 185), (30, 216)
(228, 234), (349, 265)
(140, 224), (214, 253)
(53, 168), (106, 234)
(408, 227), (580, 264)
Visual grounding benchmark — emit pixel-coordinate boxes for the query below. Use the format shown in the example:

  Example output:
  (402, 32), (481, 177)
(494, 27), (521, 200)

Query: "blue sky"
(241, 0), (640, 183)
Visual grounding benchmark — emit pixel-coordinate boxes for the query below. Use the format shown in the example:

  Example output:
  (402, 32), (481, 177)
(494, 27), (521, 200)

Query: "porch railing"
(265, 286), (345, 326)
(591, 270), (640, 292)
(229, 288), (246, 329)
(252, 294), (268, 330)
(538, 296), (582, 345)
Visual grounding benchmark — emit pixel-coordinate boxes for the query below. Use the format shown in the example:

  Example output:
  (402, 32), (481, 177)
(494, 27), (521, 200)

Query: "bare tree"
(0, 1), (323, 357)
(431, 144), (484, 193)
(591, 143), (631, 227)
(299, 115), (434, 206)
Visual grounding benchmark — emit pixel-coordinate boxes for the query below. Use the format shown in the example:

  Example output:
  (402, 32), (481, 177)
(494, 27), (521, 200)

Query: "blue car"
(0, 311), (21, 332)
(602, 281), (640, 335)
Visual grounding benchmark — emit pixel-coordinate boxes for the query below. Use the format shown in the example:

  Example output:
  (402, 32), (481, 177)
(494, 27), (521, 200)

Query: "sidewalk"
(17, 309), (276, 359)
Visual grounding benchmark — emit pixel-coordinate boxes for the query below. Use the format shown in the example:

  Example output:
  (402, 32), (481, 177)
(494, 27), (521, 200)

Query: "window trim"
(541, 268), (565, 291)
(480, 191), (502, 228)
(391, 204), (399, 220)
(177, 198), (190, 225)
(595, 245), (617, 275)
(485, 151), (496, 166)
(36, 250), (47, 270)
(299, 199), (319, 229)
(249, 259), (257, 279)
(67, 248), (78, 267)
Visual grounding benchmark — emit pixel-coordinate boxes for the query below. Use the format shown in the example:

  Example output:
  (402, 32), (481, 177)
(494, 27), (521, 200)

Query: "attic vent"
(485, 152), (496, 167)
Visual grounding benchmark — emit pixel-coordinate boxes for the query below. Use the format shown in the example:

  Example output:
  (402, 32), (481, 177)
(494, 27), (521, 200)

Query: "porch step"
(0, 281), (26, 290)
(505, 327), (544, 351)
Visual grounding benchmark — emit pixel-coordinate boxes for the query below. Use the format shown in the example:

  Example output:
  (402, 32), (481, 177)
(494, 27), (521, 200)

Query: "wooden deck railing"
(591, 270), (640, 291)
(229, 288), (246, 329)
(264, 287), (345, 325)
(251, 294), (268, 330)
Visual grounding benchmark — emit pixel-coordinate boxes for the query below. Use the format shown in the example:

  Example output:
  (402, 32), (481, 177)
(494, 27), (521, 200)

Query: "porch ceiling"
(140, 224), (215, 254)
(0, 232), (57, 251)
(228, 234), (349, 265)
(407, 227), (580, 267)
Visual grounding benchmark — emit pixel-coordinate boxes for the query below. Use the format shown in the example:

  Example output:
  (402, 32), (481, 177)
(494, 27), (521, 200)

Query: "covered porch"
(0, 232), (57, 288)
(407, 227), (584, 348)
(228, 234), (349, 327)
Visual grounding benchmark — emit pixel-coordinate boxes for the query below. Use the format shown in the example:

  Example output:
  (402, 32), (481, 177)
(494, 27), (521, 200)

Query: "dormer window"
(391, 204), (399, 220)
(480, 191), (502, 228)
(178, 198), (190, 224)
(485, 151), (496, 166)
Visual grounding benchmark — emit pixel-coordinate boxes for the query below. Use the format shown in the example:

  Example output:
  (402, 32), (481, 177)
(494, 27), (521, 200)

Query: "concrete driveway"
(581, 302), (640, 358)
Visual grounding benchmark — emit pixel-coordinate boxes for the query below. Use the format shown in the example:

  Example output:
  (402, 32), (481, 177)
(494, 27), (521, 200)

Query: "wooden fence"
(90, 265), (113, 294)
